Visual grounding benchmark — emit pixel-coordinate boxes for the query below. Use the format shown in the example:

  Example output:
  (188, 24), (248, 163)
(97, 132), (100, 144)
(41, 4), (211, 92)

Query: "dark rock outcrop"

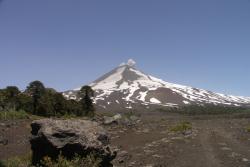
(30, 119), (116, 166)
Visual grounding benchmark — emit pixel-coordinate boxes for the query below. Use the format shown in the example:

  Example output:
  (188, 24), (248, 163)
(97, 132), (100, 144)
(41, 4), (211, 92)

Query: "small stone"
(129, 161), (136, 167)
(183, 130), (192, 136)
(144, 149), (155, 154)
(218, 142), (227, 146)
(0, 123), (5, 126)
(161, 138), (170, 143)
(229, 152), (241, 158)
(142, 129), (150, 133)
(152, 154), (162, 158)
(221, 147), (232, 151)
(171, 136), (183, 140)
(242, 158), (249, 162)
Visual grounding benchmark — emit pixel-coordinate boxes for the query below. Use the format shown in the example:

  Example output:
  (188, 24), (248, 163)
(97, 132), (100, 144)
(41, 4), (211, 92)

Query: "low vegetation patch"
(170, 121), (192, 132)
(0, 110), (29, 120)
(0, 153), (101, 167)
(123, 111), (140, 119)
(246, 127), (250, 133)
(41, 154), (101, 167)
(0, 152), (31, 167)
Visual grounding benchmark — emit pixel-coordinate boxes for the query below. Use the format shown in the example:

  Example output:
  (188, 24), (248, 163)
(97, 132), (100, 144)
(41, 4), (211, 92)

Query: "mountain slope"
(63, 59), (250, 110)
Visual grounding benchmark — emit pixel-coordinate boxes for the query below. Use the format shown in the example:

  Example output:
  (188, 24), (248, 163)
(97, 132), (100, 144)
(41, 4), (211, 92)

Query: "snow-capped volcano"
(63, 59), (250, 110)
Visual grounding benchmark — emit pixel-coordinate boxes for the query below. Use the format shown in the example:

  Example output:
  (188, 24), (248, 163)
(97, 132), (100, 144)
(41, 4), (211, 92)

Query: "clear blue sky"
(0, 0), (250, 96)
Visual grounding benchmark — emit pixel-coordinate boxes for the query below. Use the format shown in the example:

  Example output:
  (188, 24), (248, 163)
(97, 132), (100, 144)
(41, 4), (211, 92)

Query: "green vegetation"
(246, 127), (250, 132)
(123, 111), (140, 118)
(0, 152), (31, 167)
(0, 153), (101, 167)
(0, 110), (29, 120)
(170, 121), (192, 132)
(78, 86), (95, 117)
(158, 105), (250, 115)
(26, 81), (46, 115)
(0, 81), (95, 118)
(41, 153), (101, 167)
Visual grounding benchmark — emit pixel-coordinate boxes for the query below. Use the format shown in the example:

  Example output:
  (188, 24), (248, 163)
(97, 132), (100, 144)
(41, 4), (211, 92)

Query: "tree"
(4, 86), (20, 110)
(26, 81), (46, 115)
(36, 93), (54, 116)
(29, 88), (68, 117)
(65, 99), (80, 116)
(17, 93), (33, 113)
(45, 89), (67, 116)
(0, 89), (7, 111)
(52, 93), (67, 116)
(78, 86), (95, 116)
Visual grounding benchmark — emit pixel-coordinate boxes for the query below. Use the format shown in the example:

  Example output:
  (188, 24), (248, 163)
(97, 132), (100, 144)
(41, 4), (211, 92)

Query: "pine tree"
(4, 86), (20, 110)
(0, 89), (7, 111)
(78, 86), (95, 117)
(26, 81), (46, 115)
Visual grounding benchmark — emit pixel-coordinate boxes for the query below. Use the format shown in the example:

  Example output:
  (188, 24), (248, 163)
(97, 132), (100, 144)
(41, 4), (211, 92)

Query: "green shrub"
(0, 153), (101, 167)
(0, 152), (31, 167)
(246, 127), (250, 132)
(123, 111), (140, 119)
(41, 153), (101, 167)
(170, 121), (192, 132)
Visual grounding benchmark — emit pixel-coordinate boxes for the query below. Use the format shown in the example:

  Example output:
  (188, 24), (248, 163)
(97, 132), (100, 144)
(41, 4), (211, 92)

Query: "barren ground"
(1, 112), (250, 167)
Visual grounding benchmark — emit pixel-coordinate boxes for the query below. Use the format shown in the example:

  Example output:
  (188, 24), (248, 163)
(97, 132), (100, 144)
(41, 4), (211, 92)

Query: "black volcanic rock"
(30, 119), (116, 166)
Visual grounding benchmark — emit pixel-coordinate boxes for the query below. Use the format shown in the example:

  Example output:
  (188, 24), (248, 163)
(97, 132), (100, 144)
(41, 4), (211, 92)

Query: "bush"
(0, 110), (29, 120)
(0, 153), (31, 167)
(0, 153), (101, 167)
(246, 127), (250, 132)
(170, 121), (192, 132)
(41, 154), (101, 167)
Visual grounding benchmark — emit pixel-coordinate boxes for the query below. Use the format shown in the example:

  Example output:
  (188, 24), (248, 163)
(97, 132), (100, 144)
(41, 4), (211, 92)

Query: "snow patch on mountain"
(125, 83), (139, 102)
(138, 91), (148, 101)
(150, 98), (161, 104)
(183, 100), (190, 104)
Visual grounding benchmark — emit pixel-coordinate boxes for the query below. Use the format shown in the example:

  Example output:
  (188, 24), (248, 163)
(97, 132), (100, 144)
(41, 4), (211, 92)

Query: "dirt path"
(111, 113), (250, 167)
(195, 119), (250, 167)
(197, 121), (222, 167)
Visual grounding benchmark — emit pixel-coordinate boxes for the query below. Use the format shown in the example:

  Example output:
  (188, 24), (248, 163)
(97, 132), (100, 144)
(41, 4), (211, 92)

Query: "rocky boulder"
(30, 119), (116, 166)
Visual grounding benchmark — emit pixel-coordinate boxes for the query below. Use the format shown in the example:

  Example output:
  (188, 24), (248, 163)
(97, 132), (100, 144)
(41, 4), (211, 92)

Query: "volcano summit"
(63, 59), (250, 111)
